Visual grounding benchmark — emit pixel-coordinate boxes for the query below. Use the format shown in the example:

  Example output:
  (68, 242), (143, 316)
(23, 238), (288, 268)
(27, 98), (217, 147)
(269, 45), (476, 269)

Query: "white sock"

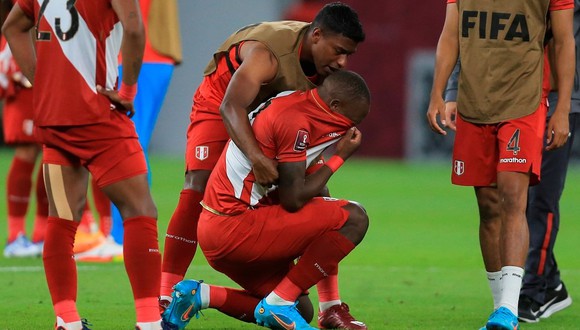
(486, 270), (503, 310)
(319, 299), (341, 312)
(265, 292), (294, 306)
(498, 266), (524, 315)
(199, 282), (210, 309)
(135, 321), (161, 330)
(56, 317), (82, 330)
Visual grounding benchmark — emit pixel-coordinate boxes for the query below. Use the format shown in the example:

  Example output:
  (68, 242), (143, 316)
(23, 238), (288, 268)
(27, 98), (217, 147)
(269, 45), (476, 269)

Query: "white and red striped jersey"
(202, 89), (354, 215)
(19, 0), (122, 126)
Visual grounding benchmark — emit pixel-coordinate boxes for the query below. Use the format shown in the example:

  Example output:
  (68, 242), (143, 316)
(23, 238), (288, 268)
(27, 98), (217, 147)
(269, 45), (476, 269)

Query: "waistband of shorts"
(200, 201), (244, 217)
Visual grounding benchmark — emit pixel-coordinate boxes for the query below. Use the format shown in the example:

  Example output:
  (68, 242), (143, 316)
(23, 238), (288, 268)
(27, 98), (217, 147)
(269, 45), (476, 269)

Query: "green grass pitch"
(1, 149), (579, 329)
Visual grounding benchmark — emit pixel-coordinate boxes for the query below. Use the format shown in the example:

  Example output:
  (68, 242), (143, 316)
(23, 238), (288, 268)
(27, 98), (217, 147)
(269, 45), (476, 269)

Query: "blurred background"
(137, 0), (453, 161)
(2, 0), (579, 161)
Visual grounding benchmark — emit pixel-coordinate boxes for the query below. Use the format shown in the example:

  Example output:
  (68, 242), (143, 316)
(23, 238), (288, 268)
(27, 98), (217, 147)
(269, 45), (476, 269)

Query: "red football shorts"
(39, 110), (147, 188)
(452, 103), (547, 186)
(2, 88), (37, 144)
(198, 197), (350, 297)
(185, 117), (229, 171)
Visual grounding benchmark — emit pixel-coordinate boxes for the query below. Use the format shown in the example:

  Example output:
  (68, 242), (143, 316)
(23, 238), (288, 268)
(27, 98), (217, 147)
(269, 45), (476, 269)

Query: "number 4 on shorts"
(507, 129), (521, 155)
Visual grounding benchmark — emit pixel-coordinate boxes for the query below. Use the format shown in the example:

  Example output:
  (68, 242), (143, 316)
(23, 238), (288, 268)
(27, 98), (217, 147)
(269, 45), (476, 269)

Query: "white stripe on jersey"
(106, 23), (123, 90)
(38, 0), (122, 92)
(224, 137), (340, 208)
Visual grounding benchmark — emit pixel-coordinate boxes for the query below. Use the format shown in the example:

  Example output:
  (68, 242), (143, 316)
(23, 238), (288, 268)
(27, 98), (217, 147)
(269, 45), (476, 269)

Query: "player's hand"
(336, 127), (362, 160)
(426, 95), (450, 135)
(96, 85), (135, 118)
(444, 101), (457, 131)
(546, 108), (570, 151)
(252, 155), (279, 186)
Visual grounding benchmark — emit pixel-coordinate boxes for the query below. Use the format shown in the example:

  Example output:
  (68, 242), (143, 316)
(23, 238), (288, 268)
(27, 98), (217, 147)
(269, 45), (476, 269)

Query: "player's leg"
(91, 177), (112, 238)
(520, 112), (577, 321)
(99, 161), (162, 327)
(75, 110), (162, 328)
(163, 278), (290, 328)
(452, 115), (503, 315)
(30, 160), (48, 252)
(474, 186), (503, 311)
(255, 201), (368, 330)
(42, 160), (90, 329)
(161, 118), (228, 305)
(163, 257), (313, 329)
(486, 107), (546, 329)
(3, 143), (41, 257)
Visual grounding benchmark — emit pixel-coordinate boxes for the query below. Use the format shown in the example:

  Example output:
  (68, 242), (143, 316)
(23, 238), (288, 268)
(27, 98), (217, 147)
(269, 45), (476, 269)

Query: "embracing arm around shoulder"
(220, 41), (279, 186)
(2, 4), (35, 83)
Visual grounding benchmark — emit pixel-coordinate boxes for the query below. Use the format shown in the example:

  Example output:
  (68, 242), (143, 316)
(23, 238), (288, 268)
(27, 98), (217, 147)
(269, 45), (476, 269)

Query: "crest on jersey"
(294, 130), (309, 152)
(454, 160), (465, 176)
(195, 146), (209, 160)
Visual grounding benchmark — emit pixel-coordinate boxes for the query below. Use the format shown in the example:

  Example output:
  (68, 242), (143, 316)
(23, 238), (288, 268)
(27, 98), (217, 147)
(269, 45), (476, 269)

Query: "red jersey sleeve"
(550, 0), (574, 11)
(17, 0), (34, 18)
(272, 111), (310, 164)
(447, 0), (456, 3)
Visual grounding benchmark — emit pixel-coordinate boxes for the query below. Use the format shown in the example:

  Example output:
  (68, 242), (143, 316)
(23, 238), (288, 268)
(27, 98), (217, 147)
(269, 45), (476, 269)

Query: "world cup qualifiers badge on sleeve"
(293, 130), (309, 152)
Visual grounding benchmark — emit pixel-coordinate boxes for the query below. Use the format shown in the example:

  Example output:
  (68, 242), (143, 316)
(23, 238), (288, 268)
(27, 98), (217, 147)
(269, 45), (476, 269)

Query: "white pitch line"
(0, 265), (100, 272)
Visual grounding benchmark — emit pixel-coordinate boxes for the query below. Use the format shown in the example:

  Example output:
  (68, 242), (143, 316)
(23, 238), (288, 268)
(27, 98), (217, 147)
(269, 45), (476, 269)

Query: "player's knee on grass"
(340, 201), (369, 245)
(297, 294), (314, 323)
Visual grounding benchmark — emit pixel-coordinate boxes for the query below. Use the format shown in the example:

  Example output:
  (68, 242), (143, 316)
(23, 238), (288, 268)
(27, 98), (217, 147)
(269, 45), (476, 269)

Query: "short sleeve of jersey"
(17, 0), (34, 18)
(550, 0), (574, 11)
(271, 111), (310, 163)
(447, 0), (456, 3)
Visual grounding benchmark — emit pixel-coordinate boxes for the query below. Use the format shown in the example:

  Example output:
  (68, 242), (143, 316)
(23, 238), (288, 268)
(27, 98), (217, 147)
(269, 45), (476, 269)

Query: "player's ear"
(329, 98), (341, 112)
(311, 27), (323, 44)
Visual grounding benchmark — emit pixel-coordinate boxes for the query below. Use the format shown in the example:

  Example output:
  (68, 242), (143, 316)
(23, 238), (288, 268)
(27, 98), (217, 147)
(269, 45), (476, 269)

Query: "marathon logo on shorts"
(195, 146), (209, 161)
(293, 130), (309, 152)
(500, 157), (527, 164)
(454, 160), (465, 176)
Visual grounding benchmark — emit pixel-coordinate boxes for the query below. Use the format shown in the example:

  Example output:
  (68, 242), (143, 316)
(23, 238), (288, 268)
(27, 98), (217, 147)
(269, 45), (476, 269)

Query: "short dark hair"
(326, 70), (370, 105)
(311, 2), (365, 43)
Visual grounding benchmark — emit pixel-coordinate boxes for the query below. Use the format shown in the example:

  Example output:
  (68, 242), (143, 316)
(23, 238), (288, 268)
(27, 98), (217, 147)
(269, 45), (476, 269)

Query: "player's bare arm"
(278, 127), (362, 212)
(97, 0), (144, 117)
(2, 4), (35, 84)
(220, 41), (279, 186)
(427, 3), (459, 135)
(546, 8), (575, 151)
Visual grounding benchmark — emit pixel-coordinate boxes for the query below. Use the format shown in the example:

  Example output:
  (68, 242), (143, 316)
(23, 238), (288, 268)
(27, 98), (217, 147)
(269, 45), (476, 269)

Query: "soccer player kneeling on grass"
(162, 70), (371, 330)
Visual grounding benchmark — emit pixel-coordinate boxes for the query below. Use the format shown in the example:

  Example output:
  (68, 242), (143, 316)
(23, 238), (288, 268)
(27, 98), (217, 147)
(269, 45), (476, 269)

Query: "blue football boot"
(161, 279), (203, 330)
(486, 306), (519, 330)
(254, 298), (316, 329)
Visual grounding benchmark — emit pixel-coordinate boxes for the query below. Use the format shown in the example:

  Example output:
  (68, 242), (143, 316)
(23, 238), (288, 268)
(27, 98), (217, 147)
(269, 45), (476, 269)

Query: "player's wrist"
(325, 155), (345, 173)
(118, 82), (137, 101)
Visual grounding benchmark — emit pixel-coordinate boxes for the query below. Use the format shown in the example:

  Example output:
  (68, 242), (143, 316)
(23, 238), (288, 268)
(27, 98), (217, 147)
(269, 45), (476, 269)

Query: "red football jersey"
(18, 0), (122, 126)
(202, 89), (354, 215)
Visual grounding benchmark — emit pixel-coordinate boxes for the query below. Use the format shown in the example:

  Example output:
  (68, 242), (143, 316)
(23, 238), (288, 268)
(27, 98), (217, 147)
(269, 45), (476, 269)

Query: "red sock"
(210, 286), (260, 323)
(161, 189), (202, 297)
(124, 216), (161, 322)
(91, 178), (112, 236)
(43, 217), (80, 322)
(32, 167), (48, 243)
(316, 273), (340, 302)
(6, 157), (35, 241)
(276, 231), (354, 301)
